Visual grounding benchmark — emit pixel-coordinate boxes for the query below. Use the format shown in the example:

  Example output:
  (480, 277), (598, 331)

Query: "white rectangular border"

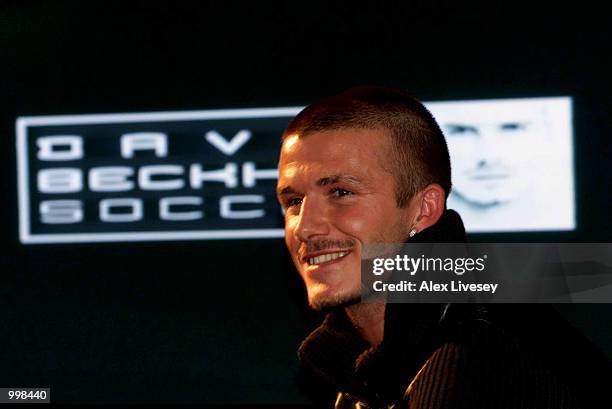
(16, 107), (303, 244)
(426, 96), (576, 233)
(17, 99), (577, 243)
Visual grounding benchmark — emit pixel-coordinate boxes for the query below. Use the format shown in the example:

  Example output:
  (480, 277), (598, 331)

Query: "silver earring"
(409, 228), (417, 238)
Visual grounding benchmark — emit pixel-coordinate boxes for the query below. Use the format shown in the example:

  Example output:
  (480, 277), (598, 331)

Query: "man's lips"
(468, 173), (510, 180)
(301, 250), (353, 266)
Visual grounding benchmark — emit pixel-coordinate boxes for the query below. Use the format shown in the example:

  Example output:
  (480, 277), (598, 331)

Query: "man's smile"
(302, 250), (352, 266)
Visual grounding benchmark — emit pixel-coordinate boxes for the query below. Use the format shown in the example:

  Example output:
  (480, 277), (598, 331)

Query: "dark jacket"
(297, 210), (612, 408)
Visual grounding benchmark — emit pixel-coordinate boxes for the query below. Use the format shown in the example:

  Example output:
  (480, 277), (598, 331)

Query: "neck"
(344, 302), (386, 346)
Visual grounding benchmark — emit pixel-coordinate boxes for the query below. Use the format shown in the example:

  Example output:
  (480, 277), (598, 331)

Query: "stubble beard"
(301, 213), (411, 312)
(308, 289), (361, 312)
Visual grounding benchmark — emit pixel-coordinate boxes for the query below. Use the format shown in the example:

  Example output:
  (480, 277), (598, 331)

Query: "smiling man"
(277, 91), (450, 314)
(278, 127), (442, 315)
(277, 86), (609, 409)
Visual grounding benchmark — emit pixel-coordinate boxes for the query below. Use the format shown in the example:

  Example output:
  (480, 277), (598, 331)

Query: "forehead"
(279, 128), (391, 175)
(428, 100), (550, 125)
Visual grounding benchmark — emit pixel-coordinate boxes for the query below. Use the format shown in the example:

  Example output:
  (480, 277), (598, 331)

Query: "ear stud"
(409, 228), (417, 238)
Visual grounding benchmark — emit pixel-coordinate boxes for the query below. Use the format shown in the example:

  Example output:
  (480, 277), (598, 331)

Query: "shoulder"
(404, 305), (578, 408)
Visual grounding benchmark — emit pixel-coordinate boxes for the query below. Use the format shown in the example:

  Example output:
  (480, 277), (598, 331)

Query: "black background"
(1, 1), (611, 405)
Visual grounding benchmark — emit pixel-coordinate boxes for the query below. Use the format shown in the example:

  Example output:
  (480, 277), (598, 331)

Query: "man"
(277, 86), (610, 408)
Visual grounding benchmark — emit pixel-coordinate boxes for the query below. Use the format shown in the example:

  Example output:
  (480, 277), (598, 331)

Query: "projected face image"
(425, 97), (575, 233)
(443, 119), (535, 206)
(277, 128), (414, 310)
(429, 100), (558, 208)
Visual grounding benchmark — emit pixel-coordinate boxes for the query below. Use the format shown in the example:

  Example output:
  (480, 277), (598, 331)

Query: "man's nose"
(293, 196), (329, 242)
(475, 131), (502, 168)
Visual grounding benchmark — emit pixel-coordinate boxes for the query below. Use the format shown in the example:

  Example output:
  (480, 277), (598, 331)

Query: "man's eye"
(445, 124), (478, 135)
(331, 188), (353, 198)
(500, 122), (527, 132)
(286, 197), (303, 207)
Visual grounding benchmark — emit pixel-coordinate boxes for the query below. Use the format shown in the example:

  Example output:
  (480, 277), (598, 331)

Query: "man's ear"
(413, 184), (445, 232)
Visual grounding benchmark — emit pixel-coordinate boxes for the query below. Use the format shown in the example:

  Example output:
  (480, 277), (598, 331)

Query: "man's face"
(427, 100), (548, 208)
(443, 119), (534, 206)
(277, 128), (415, 310)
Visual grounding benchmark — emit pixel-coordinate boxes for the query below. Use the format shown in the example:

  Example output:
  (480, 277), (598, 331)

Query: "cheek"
(331, 202), (399, 241)
(449, 140), (478, 163)
(332, 206), (370, 235)
(284, 217), (298, 250)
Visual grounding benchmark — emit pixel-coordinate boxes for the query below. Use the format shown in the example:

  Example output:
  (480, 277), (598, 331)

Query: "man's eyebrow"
(445, 123), (479, 132)
(277, 186), (295, 196)
(316, 174), (362, 187)
(277, 175), (363, 196)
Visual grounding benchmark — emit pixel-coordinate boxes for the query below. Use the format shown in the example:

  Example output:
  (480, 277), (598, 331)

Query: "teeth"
(309, 251), (348, 265)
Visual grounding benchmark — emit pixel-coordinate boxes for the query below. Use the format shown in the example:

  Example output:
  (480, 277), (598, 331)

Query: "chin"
(307, 286), (361, 311)
(456, 189), (513, 207)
